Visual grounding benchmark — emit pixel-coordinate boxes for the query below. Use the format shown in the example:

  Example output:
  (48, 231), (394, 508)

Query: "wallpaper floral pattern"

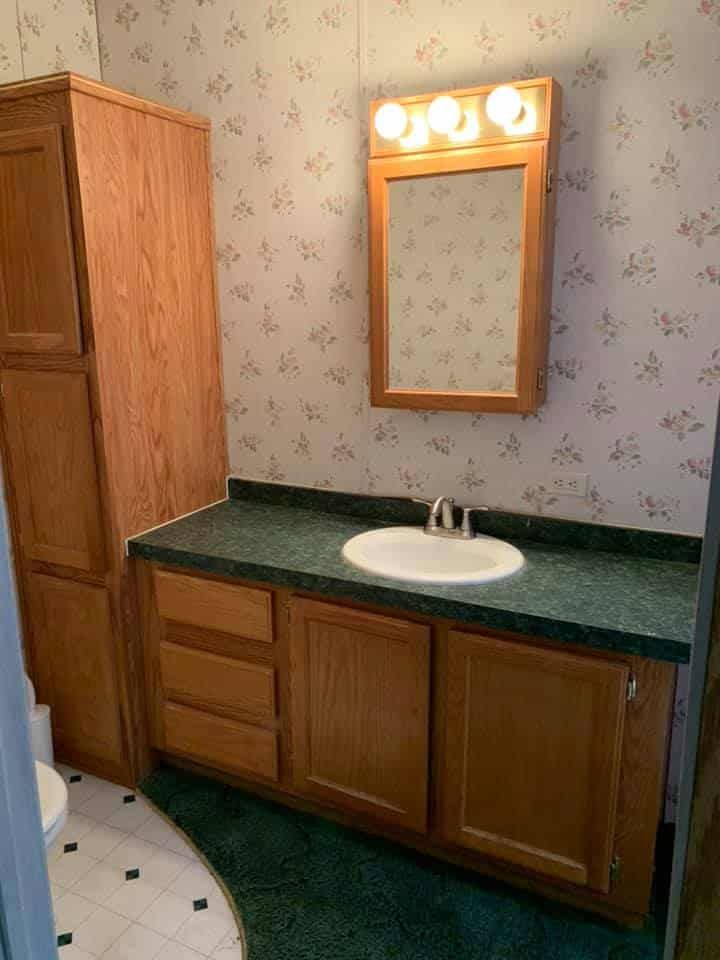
(95, 0), (718, 541)
(5, 1), (101, 81)
(90, 0), (716, 821)
(388, 168), (522, 392)
(0, 0), (700, 824)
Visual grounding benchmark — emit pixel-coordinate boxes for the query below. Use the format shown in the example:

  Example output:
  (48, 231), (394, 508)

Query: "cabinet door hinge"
(546, 168), (554, 194)
(536, 368), (546, 391)
(609, 856), (622, 887)
(626, 674), (638, 702)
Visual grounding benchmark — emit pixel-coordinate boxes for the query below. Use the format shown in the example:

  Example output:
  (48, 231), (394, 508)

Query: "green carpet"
(141, 766), (663, 960)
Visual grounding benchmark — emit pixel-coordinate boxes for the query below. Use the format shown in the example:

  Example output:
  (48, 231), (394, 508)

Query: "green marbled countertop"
(128, 498), (699, 663)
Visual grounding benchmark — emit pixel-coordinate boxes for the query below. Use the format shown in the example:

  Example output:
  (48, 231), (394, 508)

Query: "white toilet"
(35, 760), (68, 849)
(25, 674), (69, 848)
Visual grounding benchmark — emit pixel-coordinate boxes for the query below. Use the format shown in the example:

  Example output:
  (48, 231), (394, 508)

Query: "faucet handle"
(412, 496), (454, 530)
(460, 505), (490, 536)
(411, 497), (438, 528)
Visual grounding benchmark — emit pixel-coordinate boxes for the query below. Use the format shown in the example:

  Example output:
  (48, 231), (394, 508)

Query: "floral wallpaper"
(0, 0), (702, 823)
(93, 0), (720, 821)
(95, 0), (719, 540)
(0, 6), (22, 83)
(388, 168), (522, 392)
(6, 1), (101, 81)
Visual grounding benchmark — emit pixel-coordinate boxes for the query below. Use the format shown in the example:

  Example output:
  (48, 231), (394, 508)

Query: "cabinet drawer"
(154, 569), (272, 643)
(162, 702), (278, 782)
(160, 641), (275, 722)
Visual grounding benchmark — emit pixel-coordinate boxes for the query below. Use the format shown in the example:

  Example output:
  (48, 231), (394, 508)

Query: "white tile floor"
(49, 765), (244, 960)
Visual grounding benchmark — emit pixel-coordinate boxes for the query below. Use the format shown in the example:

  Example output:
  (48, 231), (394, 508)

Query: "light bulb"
(427, 95), (462, 135)
(448, 109), (480, 143)
(486, 85), (523, 127)
(374, 102), (409, 140)
(399, 114), (429, 149)
(504, 102), (537, 136)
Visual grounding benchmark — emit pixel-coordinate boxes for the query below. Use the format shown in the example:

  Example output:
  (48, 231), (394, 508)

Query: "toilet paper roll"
(29, 704), (53, 766)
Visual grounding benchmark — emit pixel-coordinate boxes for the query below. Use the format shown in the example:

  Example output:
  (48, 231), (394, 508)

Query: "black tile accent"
(125, 868), (140, 881)
(69, 774), (82, 784)
(57, 933), (72, 947)
(63, 842), (78, 854)
(193, 897), (208, 912)
(123, 794), (136, 804)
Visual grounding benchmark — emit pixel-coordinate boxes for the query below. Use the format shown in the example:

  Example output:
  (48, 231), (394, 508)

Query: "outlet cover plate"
(550, 472), (589, 498)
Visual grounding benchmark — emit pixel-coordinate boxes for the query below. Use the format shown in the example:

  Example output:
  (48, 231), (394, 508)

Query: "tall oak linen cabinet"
(0, 73), (228, 785)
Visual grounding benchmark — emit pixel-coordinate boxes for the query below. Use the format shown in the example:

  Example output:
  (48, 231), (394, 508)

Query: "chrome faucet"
(412, 497), (489, 540)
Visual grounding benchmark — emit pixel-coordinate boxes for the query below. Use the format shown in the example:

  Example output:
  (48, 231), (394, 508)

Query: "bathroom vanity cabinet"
(136, 559), (675, 927)
(0, 74), (227, 784)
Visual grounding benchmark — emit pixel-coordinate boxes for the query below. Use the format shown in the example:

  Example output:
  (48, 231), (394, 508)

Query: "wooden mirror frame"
(368, 78), (561, 414)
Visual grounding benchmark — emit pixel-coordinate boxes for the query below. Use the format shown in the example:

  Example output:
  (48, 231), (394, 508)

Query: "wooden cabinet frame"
(0, 74), (228, 786)
(367, 77), (561, 414)
(135, 559), (676, 928)
(369, 142), (546, 412)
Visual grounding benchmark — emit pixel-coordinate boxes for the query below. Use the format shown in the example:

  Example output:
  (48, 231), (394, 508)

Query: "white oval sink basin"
(342, 526), (524, 585)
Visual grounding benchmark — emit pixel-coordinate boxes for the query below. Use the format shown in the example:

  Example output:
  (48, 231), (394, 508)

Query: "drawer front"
(162, 702), (279, 782)
(160, 641), (275, 722)
(154, 569), (272, 643)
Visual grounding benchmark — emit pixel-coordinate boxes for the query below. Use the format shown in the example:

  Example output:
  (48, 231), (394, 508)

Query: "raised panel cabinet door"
(289, 598), (431, 832)
(28, 575), (125, 772)
(0, 125), (81, 354)
(441, 632), (630, 893)
(0, 369), (105, 572)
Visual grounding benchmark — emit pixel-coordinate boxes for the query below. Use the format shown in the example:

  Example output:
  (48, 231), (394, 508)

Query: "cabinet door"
(441, 631), (629, 893)
(0, 369), (105, 572)
(29, 574), (125, 773)
(290, 598), (430, 832)
(0, 125), (81, 354)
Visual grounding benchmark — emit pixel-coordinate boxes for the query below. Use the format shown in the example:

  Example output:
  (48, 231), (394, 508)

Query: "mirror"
(387, 167), (524, 394)
(368, 78), (561, 414)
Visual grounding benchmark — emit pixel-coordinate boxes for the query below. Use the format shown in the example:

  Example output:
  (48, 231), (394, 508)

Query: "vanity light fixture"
(448, 109), (481, 143)
(374, 102), (409, 141)
(371, 79), (551, 156)
(369, 76), (561, 415)
(505, 101), (537, 136)
(427, 95), (462, 135)
(485, 85), (523, 128)
(400, 114), (429, 149)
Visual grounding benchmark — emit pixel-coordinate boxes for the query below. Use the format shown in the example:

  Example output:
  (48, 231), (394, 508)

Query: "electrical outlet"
(550, 472), (589, 498)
